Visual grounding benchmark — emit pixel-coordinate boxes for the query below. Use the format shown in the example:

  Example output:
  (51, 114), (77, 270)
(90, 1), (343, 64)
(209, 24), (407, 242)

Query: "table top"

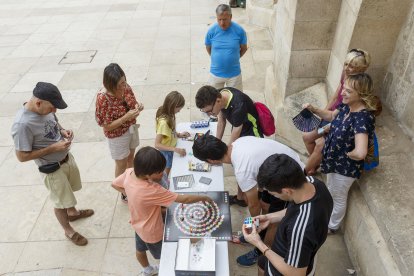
(158, 122), (229, 276)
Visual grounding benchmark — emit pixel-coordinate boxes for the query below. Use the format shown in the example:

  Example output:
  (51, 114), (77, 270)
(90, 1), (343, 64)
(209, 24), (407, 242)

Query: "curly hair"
(346, 73), (379, 112)
(156, 91), (185, 130)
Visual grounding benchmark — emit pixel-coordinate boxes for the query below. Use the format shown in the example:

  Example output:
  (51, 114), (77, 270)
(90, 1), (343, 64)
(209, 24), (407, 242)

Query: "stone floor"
(0, 0), (354, 275)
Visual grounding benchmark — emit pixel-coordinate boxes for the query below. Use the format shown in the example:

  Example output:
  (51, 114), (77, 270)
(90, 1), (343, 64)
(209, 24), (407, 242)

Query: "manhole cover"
(59, 50), (97, 64)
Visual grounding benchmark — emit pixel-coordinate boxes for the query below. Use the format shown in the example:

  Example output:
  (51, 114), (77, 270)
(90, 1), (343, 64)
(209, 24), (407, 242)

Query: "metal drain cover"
(59, 50), (97, 64)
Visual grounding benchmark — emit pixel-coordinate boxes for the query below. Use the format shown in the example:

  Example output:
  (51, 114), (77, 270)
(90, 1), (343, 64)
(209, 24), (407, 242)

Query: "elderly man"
(11, 82), (94, 246)
(193, 134), (306, 267)
(205, 4), (247, 91)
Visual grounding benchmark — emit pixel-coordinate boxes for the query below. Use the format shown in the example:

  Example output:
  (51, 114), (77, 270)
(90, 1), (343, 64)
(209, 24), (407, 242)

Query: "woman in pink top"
(112, 147), (212, 276)
(302, 49), (371, 175)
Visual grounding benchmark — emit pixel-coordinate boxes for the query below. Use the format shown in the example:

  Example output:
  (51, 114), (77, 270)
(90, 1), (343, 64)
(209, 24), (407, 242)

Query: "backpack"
(364, 132), (379, 171)
(254, 102), (275, 136)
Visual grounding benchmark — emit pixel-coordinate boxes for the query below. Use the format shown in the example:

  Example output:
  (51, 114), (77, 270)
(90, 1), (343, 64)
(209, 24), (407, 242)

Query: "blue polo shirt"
(205, 22), (247, 78)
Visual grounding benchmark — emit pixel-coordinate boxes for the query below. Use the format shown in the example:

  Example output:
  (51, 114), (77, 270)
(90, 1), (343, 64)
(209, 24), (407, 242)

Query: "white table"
(158, 122), (230, 276)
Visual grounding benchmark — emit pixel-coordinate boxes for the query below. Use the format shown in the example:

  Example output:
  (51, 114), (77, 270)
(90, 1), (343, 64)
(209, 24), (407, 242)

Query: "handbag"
(38, 162), (60, 174)
(129, 124), (140, 148)
(364, 132), (379, 171)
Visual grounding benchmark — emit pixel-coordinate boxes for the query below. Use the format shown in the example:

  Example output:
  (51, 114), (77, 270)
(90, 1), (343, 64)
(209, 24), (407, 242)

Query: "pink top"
(112, 168), (178, 243)
(329, 72), (345, 111)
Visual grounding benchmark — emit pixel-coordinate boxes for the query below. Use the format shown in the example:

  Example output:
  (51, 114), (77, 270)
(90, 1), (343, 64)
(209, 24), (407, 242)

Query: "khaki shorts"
(208, 73), (243, 91)
(107, 127), (139, 160)
(43, 153), (82, 209)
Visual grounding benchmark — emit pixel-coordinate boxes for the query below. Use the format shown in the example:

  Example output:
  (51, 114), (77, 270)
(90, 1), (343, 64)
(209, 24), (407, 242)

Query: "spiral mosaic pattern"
(173, 201), (224, 237)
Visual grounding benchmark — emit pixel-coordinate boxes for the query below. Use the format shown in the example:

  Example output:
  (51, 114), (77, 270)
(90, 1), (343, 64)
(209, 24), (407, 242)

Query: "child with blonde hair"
(155, 91), (190, 175)
(302, 49), (371, 175)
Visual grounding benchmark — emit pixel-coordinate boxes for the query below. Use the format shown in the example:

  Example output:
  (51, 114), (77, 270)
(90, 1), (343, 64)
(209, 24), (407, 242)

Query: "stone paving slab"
(0, 0), (353, 275)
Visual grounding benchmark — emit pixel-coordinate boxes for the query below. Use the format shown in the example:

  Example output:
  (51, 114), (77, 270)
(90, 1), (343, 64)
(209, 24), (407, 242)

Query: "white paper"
(177, 181), (190, 188)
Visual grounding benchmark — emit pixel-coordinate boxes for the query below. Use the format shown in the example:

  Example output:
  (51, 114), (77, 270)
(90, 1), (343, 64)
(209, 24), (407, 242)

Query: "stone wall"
(383, 3), (414, 138)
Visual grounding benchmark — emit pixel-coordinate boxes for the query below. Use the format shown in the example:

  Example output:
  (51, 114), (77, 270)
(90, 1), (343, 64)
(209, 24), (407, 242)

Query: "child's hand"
(175, 148), (186, 157)
(201, 196), (214, 204)
(179, 131), (190, 138)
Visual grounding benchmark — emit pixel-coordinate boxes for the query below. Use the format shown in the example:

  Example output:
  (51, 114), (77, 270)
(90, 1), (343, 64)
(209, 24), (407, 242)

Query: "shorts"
(42, 153), (82, 209)
(107, 130), (137, 160)
(160, 150), (173, 169)
(259, 190), (288, 213)
(208, 73), (243, 91)
(135, 232), (162, 259)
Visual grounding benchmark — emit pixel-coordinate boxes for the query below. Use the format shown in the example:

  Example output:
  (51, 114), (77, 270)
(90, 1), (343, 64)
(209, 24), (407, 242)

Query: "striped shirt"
(267, 177), (333, 276)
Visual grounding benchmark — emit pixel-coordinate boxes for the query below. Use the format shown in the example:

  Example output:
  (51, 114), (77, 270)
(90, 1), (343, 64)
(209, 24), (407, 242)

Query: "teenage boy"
(242, 154), (333, 276)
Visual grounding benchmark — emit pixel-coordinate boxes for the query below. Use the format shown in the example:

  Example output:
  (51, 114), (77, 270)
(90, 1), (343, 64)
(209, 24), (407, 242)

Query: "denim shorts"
(135, 232), (162, 259)
(160, 150), (173, 169)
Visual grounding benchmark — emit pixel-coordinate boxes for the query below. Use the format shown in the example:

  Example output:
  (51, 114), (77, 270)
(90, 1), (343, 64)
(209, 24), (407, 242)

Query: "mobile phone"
(199, 176), (212, 185)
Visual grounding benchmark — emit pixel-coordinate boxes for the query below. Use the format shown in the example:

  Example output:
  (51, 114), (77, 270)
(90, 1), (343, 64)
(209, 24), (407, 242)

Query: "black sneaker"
(229, 195), (248, 207)
(237, 249), (260, 267)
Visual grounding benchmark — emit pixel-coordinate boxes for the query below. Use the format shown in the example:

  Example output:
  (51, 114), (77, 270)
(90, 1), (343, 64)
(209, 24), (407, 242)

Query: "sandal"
(229, 195), (248, 207)
(232, 231), (247, 244)
(68, 209), (94, 222)
(65, 232), (88, 246)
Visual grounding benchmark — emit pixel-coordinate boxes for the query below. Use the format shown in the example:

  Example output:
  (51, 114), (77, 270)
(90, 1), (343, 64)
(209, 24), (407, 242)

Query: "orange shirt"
(113, 168), (178, 243)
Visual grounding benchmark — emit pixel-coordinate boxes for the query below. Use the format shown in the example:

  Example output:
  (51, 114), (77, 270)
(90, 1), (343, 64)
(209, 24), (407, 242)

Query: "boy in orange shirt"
(112, 146), (212, 276)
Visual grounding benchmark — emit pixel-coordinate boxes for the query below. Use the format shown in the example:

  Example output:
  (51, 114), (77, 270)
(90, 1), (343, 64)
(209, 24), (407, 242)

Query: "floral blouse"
(95, 85), (138, 138)
(321, 104), (375, 179)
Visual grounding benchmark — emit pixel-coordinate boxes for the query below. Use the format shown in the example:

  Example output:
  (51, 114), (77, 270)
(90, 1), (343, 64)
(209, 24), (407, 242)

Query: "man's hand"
(61, 129), (74, 141)
(51, 140), (71, 152)
(242, 223), (262, 247)
(254, 214), (271, 233)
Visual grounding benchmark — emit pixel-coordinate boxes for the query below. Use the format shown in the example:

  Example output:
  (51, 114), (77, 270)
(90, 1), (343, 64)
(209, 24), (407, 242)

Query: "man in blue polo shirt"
(205, 4), (248, 91)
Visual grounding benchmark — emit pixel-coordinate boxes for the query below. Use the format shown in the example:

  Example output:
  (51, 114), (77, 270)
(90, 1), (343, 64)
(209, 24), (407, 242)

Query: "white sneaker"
(140, 264), (159, 276)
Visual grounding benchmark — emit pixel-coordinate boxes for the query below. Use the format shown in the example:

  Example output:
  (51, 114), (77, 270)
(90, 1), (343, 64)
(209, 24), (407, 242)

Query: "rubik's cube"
(243, 217), (259, 229)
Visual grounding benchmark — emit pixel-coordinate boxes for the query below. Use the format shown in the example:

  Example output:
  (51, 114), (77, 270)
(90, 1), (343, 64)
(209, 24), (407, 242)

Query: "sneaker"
(121, 193), (128, 203)
(237, 249), (260, 267)
(229, 195), (248, 207)
(140, 264), (159, 276)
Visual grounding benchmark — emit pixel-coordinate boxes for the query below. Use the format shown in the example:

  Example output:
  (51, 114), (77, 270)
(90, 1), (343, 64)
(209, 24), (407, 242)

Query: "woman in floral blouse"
(95, 63), (144, 202)
(303, 73), (378, 233)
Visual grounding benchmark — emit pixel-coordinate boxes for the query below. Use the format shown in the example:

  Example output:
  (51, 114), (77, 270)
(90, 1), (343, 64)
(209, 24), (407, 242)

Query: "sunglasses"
(122, 99), (130, 112)
(350, 48), (365, 57)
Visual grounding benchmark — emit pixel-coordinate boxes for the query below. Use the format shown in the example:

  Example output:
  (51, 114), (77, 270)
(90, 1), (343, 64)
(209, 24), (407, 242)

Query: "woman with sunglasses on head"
(302, 49), (371, 175)
(95, 63), (144, 202)
(303, 73), (378, 233)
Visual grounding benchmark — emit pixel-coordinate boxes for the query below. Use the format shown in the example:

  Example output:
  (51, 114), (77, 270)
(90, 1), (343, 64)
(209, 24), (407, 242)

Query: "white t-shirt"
(231, 137), (305, 192)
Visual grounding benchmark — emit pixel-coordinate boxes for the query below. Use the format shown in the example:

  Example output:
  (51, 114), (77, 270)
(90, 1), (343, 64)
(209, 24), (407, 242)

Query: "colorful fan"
(292, 109), (321, 132)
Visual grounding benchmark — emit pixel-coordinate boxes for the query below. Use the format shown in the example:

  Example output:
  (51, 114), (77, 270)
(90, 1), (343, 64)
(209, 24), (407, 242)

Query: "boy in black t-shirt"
(243, 154), (333, 276)
(195, 85), (263, 143)
(196, 85), (263, 207)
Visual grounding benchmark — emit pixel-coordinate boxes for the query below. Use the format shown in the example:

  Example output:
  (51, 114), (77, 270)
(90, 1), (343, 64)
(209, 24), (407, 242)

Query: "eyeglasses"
(122, 99), (130, 112)
(350, 48), (365, 57)
(200, 102), (216, 114)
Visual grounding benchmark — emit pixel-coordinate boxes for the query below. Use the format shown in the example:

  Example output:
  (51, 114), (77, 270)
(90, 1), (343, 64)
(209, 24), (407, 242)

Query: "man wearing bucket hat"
(11, 82), (94, 246)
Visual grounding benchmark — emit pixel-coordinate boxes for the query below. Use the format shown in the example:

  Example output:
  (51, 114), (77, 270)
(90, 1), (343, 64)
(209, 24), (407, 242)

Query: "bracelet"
(263, 247), (270, 257)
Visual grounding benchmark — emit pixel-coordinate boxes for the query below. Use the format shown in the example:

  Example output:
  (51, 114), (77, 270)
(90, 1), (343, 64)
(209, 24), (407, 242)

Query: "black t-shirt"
(266, 177), (333, 276)
(219, 87), (263, 138)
